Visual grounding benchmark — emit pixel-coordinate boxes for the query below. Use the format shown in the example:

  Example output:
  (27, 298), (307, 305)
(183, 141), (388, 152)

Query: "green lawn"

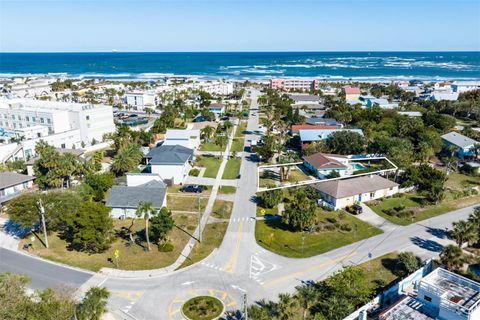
(199, 141), (227, 152)
(222, 157), (241, 179)
(256, 205), (278, 217)
(177, 222), (228, 269)
(211, 200), (233, 219)
(231, 138), (245, 152)
(196, 156), (222, 178)
(21, 217), (198, 272)
(355, 252), (403, 294)
(255, 209), (383, 258)
(286, 169), (310, 183)
(259, 169), (278, 188)
(370, 193), (480, 226)
(218, 186), (236, 194)
(445, 172), (480, 190)
(235, 121), (247, 138)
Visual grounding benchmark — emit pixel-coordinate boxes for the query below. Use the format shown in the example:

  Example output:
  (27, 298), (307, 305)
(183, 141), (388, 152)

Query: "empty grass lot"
(355, 252), (403, 294)
(196, 156), (222, 178)
(177, 222), (228, 269)
(211, 200), (233, 219)
(167, 194), (209, 212)
(217, 186), (236, 194)
(255, 209), (383, 258)
(20, 216), (199, 272)
(222, 157), (241, 179)
(199, 141), (227, 152)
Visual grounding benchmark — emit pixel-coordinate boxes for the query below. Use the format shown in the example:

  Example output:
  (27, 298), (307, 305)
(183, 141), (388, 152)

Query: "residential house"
(299, 128), (364, 148)
(305, 118), (342, 127)
(342, 86), (361, 100)
(312, 175), (399, 210)
(163, 129), (201, 150)
(291, 124), (339, 135)
(441, 132), (479, 159)
(106, 174), (167, 219)
(303, 153), (349, 178)
(145, 144), (194, 184)
(208, 103), (226, 116)
(0, 172), (35, 204)
(431, 92), (459, 101)
(288, 94), (321, 105)
(452, 81), (480, 93)
(366, 98), (399, 109)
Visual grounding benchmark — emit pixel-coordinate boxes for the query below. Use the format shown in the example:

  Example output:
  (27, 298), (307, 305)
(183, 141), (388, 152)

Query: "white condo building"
(0, 98), (115, 159)
(125, 92), (157, 110)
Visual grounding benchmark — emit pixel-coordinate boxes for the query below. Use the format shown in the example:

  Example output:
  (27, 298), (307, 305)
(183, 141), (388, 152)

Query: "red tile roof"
(343, 86), (361, 94)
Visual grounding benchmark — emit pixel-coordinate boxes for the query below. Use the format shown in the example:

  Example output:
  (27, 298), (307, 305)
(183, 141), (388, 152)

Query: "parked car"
(346, 204), (363, 215)
(180, 185), (207, 193)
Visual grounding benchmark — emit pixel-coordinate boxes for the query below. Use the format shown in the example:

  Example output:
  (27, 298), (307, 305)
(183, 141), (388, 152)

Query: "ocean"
(0, 52), (479, 81)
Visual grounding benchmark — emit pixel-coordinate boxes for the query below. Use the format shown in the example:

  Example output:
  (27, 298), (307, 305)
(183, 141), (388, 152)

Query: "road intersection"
(0, 90), (477, 319)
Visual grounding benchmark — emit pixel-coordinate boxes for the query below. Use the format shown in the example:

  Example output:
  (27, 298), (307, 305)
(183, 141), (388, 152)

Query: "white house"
(431, 92), (459, 101)
(313, 175), (399, 210)
(452, 81), (480, 93)
(303, 153), (349, 179)
(163, 129), (201, 150)
(125, 92), (156, 110)
(145, 144), (194, 185)
(106, 174), (167, 219)
(0, 172), (35, 204)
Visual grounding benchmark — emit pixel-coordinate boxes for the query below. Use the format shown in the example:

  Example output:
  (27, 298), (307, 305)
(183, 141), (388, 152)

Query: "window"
(26, 116), (30, 122)
(370, 192), (375, 198)
(61, 143), (66, 149)
(47, 118), (51, 124)
(40, 118), (44, 124)
(86, 115), (90, 120)
(32, 117), (36, 122)
(424, 295), (432, 302)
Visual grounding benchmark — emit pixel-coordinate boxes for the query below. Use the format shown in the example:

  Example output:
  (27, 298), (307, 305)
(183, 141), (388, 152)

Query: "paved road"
(0, 89), (477, 319)
(0, 247), (93, 290)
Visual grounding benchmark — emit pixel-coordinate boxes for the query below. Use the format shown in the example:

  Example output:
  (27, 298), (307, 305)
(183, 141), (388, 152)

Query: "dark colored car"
(180, 185), (207, 193)
(347, 204), (363, 215)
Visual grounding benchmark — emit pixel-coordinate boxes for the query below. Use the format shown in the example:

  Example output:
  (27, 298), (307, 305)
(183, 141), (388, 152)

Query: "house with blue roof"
(441, 132), (479, 159)
(299, 128), (364, 148)
(366, 98), (399, 109)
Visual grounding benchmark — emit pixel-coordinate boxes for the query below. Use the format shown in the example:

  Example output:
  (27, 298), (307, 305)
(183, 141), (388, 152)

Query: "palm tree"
(295, 284), (318, 320)
(468, 208), (480, 234)
(215, 135), (228, 157)
(440, 245), (465, 271)
(275, 293), (299, 320)
(449, 220), (472, 246)
(135, 202), (157, 251)
(201, 125), (215, 142)
(77, 287), (110, 320)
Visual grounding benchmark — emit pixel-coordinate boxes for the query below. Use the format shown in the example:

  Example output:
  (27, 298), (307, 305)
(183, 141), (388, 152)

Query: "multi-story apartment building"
(0, 98), (115, 158)
(125, 91), (157, 110)
(269, 78), (320, 91)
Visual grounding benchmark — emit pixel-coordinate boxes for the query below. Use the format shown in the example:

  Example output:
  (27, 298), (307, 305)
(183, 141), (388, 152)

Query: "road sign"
(260, 209), (266, 215)
(114, 249), (120, 259)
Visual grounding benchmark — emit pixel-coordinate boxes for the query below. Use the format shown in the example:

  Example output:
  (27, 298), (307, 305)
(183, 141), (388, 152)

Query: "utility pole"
(38, 199), (48, 248)
(198, 192), (202, 243)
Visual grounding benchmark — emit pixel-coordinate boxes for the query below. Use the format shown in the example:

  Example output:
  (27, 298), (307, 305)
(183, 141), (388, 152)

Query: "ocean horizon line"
(1, 50), (480, 54)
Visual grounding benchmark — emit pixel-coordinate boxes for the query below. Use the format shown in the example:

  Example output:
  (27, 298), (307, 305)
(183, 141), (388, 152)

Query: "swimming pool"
(351, 163), (366, 170)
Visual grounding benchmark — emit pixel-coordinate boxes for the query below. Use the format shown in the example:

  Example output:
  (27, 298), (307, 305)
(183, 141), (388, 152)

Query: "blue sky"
(1, 0), (479, 52)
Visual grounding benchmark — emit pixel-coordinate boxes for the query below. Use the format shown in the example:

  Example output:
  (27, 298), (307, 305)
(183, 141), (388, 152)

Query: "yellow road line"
(226, 300), (237, 307)
(224, 221), (244, 273)
(263, 251), (357, 288)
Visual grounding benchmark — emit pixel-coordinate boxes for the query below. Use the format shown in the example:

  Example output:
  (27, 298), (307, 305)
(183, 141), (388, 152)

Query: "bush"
(394, 204), (406, 212)
(338, 211), (347, 220)
(158, 243), (174, 252)
(397, 210), (414, 219)
(326, 217), (337, 224)
(339, 223), (352, 232)
(189, 168), (200, 177)
(324, 224), (336, 231)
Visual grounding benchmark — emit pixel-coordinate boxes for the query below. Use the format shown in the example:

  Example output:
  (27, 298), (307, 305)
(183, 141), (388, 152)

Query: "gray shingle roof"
(312, 175), (398, 199)
(288, 94), (320, 103)
(0, 172), (35, 190)
(146, 144), (193, 165)
(106, 180), (167, 209)
(441, 132), (479, 148)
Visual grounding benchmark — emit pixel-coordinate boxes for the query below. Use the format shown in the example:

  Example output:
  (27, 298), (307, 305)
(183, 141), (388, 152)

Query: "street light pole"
(38, 199), (48, 248)
(243, 292), (248, 320)
(301, 233), (305, 257)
